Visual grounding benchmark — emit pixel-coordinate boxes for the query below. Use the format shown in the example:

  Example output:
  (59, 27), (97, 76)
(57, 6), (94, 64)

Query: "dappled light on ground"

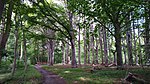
(78, 77), (91, 81)
(64, 70), (71, 73)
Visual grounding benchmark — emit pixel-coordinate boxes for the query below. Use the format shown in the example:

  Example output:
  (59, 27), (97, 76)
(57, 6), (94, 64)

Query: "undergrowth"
(0, 65), (42, 84)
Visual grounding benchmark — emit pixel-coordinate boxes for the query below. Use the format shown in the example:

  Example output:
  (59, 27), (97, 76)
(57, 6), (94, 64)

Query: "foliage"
(0, 61), (11, 74)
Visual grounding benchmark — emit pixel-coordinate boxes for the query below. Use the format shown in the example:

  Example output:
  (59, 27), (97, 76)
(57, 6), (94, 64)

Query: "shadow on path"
(34, 64), (66, 84)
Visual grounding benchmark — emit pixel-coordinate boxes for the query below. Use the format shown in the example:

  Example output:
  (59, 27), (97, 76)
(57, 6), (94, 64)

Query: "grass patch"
(43, 65), (150, 84)
(0, 65), (42, 84)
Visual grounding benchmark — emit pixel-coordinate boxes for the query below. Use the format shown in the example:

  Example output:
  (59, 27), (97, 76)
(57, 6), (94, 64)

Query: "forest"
(0, 0), (150, 84)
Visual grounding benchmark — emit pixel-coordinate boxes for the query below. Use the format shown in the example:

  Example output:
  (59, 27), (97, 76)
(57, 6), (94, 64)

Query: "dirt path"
(34, 64), (66, 84)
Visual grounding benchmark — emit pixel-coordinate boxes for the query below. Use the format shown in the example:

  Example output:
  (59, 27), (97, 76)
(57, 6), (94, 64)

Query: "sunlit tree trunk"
(0, 0), (13, 63)
(12, 13), (19, 76)
(20, 41), (23, 60)
(132, 19), (138, 65)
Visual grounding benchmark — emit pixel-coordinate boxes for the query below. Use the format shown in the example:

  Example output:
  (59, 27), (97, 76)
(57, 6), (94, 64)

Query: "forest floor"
(41, 64), (150, 84)
(34, 64), (66, 84)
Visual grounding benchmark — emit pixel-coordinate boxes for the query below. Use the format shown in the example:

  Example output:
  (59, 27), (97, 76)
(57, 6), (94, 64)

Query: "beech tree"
(0, 0), (14, 63)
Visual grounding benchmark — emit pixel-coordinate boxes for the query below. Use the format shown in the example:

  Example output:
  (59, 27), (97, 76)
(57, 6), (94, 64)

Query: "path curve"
(34, 64), (66, 84)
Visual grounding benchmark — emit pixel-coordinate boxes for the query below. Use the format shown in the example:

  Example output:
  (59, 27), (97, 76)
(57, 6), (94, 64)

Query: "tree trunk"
(132, 19), (138, 65)
(87, 41), (91, 64)
(84, 28), (87, 65)
(103, 27), (108, 65)
(70, 38), (77, 68)
(68, 11), (77, 68)
(144, 3), (150, 61)
(137, 20), (142, 65)
(34, 40), (39, 62)
(114, 23), (123, 68)
(126, 14), (133, 66)
(42, 39), (45, 63)
(47, 40), (54, 66)
(90, 24), (95, 64)
(78, 23), (81, 65)
(122, 38), (127, 65)
(23, 29), (27, 71)
(61, 42), (65, 65)
(99, 28), (104, 64)
(0, 0), (13, 63)
(95, 36), (99, 64)
(20, 41), (23, 60)
(65, 43), (70, 64)
(87, 27), (91, 64)
(12, 13), (19, 76)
